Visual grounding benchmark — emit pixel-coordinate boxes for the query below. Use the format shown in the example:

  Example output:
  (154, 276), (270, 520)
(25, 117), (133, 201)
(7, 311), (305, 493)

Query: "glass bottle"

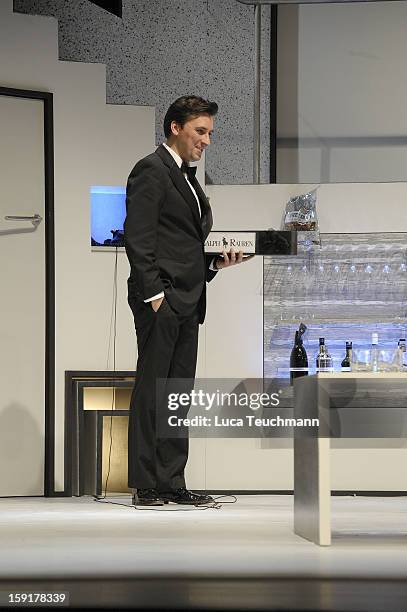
(289, 323), (308, 384)
(370, 332), (379, 372)
(397, 338), (406, 371)
(341, 341), (353, 372)
(316, 337), (334, 373)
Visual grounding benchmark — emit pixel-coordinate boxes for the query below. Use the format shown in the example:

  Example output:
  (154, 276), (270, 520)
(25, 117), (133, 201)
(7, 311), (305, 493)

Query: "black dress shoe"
(132, 488), (164, 506)
(160, 487), (214, 505)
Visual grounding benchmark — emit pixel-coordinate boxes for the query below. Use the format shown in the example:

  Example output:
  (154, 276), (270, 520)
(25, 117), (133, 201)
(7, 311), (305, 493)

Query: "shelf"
(265, 317), (407, 325)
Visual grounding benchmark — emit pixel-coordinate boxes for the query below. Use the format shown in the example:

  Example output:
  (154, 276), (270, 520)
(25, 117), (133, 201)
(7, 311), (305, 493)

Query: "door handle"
(4, 214), (43, 226)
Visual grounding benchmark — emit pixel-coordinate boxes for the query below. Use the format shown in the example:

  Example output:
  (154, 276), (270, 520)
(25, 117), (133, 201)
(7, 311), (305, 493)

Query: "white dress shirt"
(163, 142), (201, 216)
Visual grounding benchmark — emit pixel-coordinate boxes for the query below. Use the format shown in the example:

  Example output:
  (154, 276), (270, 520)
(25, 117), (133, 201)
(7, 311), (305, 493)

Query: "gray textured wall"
(14, 0), (271, 185)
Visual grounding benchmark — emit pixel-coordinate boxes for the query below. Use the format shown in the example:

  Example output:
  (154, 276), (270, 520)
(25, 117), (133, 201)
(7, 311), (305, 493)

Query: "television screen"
(90, 185), (126, 248)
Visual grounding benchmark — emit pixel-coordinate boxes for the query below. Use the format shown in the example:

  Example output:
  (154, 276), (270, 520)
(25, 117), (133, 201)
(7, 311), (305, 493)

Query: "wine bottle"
(289, 323), (308, 384)
(397, 338), (406, 371)
(341, 341), (353, 372)
(316, 337), (333, 372)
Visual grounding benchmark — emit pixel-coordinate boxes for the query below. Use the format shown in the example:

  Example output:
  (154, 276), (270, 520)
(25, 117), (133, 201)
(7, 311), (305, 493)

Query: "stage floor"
(0, 494), (407, 609)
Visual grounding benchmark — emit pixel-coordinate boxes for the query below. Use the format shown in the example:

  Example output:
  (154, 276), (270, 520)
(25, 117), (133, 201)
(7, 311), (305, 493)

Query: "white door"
(0, 94), (46, 496)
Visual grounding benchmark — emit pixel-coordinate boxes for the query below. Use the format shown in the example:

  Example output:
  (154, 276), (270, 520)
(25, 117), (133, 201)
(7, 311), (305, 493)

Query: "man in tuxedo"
(124, 96), (247, 506)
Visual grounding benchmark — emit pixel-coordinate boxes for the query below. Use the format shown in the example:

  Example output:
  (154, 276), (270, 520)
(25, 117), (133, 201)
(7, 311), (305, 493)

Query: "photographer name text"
(168, 415), (319, 428)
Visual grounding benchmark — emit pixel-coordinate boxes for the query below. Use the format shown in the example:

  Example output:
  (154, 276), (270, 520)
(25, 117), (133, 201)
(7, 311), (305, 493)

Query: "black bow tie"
(181, 162), (197, 181)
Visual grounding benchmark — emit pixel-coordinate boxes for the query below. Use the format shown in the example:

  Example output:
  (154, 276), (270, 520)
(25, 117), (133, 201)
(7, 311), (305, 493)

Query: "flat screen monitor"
(90, 185), (125, 249)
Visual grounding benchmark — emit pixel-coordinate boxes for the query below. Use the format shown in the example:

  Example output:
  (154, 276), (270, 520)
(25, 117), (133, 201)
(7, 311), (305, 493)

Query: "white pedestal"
(293, 372), (407, 546)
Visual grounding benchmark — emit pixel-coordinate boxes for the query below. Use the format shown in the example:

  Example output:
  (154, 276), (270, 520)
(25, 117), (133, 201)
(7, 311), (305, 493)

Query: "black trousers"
(128, 297), (199, 490)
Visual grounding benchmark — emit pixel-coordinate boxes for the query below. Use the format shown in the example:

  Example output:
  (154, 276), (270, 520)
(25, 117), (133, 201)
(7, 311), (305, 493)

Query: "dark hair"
(163, 95), (218, 138)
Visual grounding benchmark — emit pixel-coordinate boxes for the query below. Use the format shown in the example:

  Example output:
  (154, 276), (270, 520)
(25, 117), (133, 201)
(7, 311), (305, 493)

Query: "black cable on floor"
(93, 494), (238, 512)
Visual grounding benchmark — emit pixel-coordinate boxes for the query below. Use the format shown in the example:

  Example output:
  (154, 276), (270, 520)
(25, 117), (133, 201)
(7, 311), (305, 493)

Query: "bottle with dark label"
(289, 323), (308, 384)
(316, 337), (334, 372)
(341, 341), (353, 372)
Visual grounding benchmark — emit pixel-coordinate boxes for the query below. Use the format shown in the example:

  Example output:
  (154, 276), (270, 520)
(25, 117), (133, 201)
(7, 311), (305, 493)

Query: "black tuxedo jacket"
(124, 144), (217, 324)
